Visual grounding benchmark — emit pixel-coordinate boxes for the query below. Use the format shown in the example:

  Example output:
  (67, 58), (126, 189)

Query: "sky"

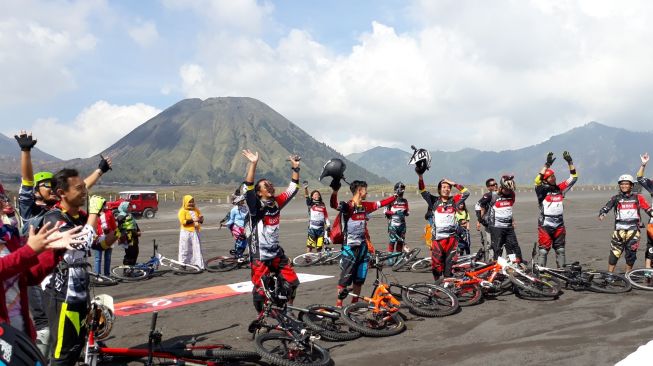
(2, 0), (653, 159)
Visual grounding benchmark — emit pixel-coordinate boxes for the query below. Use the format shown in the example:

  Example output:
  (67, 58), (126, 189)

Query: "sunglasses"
(38, 182), (52, 189)
(488, 183), (498, 187)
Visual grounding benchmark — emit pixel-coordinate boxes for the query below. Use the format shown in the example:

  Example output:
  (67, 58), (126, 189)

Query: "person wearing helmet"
(14, 130), (111, 357)
(330, 177), (396, 307)
(534, 152), (578, 268)
(115, 201), (141, 266)
(477, 175), (523, 262)
(242, 149), (300, 312)
(599, 173), (653, 273)
(303, 181), (330, 253)
(384, 182), (410, 262)
(637, 152), (653, 272)
(224, 194), (248, 260)
(417, 170), (470, 281)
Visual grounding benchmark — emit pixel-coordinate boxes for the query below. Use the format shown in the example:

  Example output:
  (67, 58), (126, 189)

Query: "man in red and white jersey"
(637, 152), (653, 270)
(535, 151), (578, 267)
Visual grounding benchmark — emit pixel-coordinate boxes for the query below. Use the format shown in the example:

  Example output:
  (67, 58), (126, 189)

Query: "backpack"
(328, 201), (349, 245)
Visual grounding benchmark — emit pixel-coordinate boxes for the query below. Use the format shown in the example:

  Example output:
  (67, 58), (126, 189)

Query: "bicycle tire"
(188, 347), (261, 361)
(319, 250), (342, 265)
(254, 332), (330, 366)
(392, 248), (421, 271)
(292, 253), (322, 267)
(88, 271), (119, 286)
(298, 304), (361, 341)
(110, 265), (149, 281)
(162, 258), (203, 274)
(506, 267), (561, 297)
(410, 258), (432, 273)
(401, 283), (459, 317)
(449, 282), (483, 306)
(205, 256), (239, 272)
(341, 302), (406, 337)
(586, 271), (632, 293)
(626, 268), (653, 291)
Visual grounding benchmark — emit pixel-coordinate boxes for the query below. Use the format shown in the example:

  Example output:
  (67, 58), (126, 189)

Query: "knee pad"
(252, 288), (266, 312)
(554, 247), (566, 267)
(538, 248), (549, 267)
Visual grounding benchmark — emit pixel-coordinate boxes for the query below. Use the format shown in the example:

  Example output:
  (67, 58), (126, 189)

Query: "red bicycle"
(82, 295), (259, 365)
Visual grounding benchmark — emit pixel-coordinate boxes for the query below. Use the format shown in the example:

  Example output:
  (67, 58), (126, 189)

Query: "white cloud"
(0, 0), (106, 107)
(163, 0), (274, 34)
(176, 0), (653, 154)
(128, 20), (159, 47)
(32, 101), (161, 159)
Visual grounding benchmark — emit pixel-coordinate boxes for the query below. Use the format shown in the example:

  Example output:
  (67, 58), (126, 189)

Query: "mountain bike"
(83, 296), (260, 365)
(111, 240), (202, 281)
(339, 251), (458, 337)
(625, 268), (653, 290)
(248, 274), (333, 366)
(411, 247), (487, 274)
(530, 244), (631, 294)
(292, 242), (342, 267)
(205, 249), (251, 272)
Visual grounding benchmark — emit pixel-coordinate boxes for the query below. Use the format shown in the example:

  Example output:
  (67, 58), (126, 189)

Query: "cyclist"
(177, 195), (205, 270)
(331, 178), (396, 307)
(242, 149), (300, 312)
(456, 202), (471, 255)
(303, 181), (330, 253)
(417, 171), (470, 281)
(384, 182), (409, 263)
(41, 169), (107, 365)
(224, 194), (248, 260)
(534, 151), (578, 268)
(14, 130), (111, 356)
(637, 152), (653, 271)
(599, 174), (653, 273)
(477, 175), (523, 262)
(475, 178), (498, 247)
(115, 201), (141, 266)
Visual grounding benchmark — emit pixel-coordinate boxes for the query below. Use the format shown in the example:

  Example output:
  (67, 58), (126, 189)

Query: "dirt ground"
(94, 188), (653, 366)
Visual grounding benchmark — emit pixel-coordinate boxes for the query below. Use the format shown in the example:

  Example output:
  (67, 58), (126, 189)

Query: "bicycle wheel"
(88, 271), (119, 286)
(401, 283), (459, 317)
(299, 304), (361, 341)
(162, 258), (203, 274)
(341, 302), (406, 337)
(205, 256), (239, 272)
(506, 267), (561, 297)
(444, 281), (483, 306)
(110, 265), (149, 281)
(392, 248), (421, 271)
(410, 258), (432, 273)
(586, 271), (632, 293)
(187, 347), (261, 362)
(292, 253), (322, 267)
(254, 332), (330, 366)
(320, 250), (342, 265)
(626, 268), (653, 291)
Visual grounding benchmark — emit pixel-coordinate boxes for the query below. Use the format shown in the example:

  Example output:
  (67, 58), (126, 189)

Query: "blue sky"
(2, 0), (653, 159)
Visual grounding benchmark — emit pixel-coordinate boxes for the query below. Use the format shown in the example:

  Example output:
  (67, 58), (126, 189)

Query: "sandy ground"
(92, 189), (653, 366)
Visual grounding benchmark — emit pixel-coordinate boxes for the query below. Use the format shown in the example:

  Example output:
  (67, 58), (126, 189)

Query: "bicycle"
(83, 295), (260, 366)
(248, 274), (333, 366)
(111, 240), (202, 281)
(625, 268), (653, 290)
(292, 241), (342, 267)
(339, 251), (459, 337)
(205, 248), (251, 272)
(530, 243), (631, 294)
(411, 247), (488, 274)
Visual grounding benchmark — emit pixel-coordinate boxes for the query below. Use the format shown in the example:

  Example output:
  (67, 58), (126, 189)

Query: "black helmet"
(0, 322), (47, 365)
(394, 181), (405, 195)
(500, 175), (515, 191)
(319, 158), (346, 181)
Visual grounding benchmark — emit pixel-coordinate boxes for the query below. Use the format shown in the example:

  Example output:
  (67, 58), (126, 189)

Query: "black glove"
(545, 152), (556, 167)
(14, 133), (37, 151)
(415, 161), (428, 175)
(98, 155), (112, 173)
(563, 151), (573, 164)
(330, 178), (341, 191)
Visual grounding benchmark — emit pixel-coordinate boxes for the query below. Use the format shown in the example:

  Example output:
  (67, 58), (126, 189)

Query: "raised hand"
(14, 130), (37, 151)
(545, 152), (556, 167)
(642, 152), (650, 166)
(242, 149), (259, 163)
(44, 225), (86, 250)
(99, 155), (112, 173)
(289, 154), (301, 169)
(562, 151), (573, 164)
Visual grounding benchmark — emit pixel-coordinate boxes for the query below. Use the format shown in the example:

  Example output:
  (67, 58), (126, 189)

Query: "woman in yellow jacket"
(178, 195), (205, 269)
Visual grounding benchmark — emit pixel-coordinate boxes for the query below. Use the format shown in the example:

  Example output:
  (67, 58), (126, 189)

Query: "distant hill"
(347, 122), (652, 185)
(0, 133), (61, 182)
(39, 97), (388, 186)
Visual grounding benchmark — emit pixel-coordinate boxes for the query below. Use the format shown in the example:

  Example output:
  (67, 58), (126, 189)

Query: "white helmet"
(618, 174), (635, 184)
